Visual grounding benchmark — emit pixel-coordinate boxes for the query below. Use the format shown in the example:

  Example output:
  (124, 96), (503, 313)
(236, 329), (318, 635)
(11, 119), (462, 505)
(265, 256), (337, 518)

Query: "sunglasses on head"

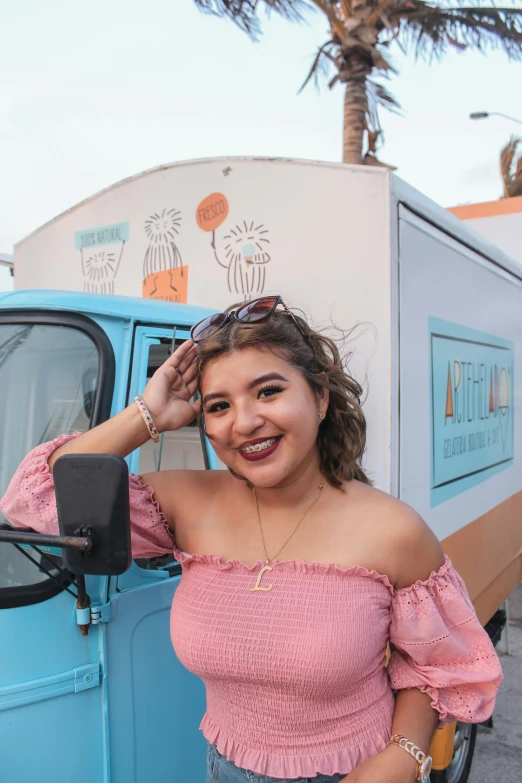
(189, 295), (305, 343)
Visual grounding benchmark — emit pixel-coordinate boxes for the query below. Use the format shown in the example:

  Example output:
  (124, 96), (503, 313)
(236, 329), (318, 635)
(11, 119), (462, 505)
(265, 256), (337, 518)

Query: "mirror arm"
(0, 527), (94, 553)
(0, 524), (96, 636)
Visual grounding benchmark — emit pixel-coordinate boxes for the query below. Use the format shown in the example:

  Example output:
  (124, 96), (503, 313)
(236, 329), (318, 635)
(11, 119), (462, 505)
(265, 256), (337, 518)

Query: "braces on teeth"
(242, 438), (278, 454)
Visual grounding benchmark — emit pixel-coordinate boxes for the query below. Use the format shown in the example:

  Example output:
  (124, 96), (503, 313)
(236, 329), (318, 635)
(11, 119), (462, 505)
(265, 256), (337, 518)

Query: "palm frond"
(366, 78), (402, 134)
(194, 0), (311, 39)
(500, 135), (522, 197)
(298, 40), (336, 93)
(391, 5), (522, 61)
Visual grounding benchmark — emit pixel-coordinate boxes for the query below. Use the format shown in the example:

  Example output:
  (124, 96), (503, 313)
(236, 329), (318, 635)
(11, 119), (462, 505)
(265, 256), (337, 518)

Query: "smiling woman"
(0, 296), (503, 783)
(194, 300), (369, 489)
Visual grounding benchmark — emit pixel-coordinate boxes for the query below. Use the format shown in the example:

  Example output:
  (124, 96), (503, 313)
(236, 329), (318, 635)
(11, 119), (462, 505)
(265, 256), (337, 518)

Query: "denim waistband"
(205, 743), (348, 783)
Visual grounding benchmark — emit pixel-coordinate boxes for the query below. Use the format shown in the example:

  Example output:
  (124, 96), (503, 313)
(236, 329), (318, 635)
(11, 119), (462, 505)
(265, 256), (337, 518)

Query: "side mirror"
(53, 453), (131, 575)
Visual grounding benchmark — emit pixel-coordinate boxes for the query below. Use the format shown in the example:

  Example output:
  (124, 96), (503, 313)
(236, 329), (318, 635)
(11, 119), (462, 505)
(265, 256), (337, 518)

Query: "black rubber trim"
(0, 309), (115, 425)
(0, 309), (116, 608)
(133, 319), (194, 332)
(485, 607), (507, 647)
(0, 567), (76, 609)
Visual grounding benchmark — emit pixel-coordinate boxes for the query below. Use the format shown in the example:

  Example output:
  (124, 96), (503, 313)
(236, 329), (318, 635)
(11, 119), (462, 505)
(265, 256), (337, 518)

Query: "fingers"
(162, 339), (194, 369)
(168, 359), (198, 402)
(170, 339), (195, 363)
(176, 344), (198, 376)
(182, 359), (197, 385)
(186, 377), (198, 398)
(161, 341), (198, 386)
(171, 353), (197, 393)
(191, 397), (202, 417)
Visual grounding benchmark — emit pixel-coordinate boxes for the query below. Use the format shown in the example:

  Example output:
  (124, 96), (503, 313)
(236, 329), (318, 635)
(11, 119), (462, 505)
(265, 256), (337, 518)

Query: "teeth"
(241, 437), (278, 454)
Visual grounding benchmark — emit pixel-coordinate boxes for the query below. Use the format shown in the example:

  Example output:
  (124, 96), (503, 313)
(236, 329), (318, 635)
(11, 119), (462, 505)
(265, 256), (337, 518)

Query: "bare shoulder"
(139, 468), (230, 528)
(343, 481), (445, 590)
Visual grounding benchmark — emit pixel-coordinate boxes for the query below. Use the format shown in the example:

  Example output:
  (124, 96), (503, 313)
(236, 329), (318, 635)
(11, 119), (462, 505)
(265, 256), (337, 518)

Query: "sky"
(1, 0), (522, 253)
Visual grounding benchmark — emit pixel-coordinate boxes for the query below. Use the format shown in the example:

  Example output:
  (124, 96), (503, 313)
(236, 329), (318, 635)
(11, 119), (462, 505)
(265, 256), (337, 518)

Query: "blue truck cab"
(0, 290), (218, 783)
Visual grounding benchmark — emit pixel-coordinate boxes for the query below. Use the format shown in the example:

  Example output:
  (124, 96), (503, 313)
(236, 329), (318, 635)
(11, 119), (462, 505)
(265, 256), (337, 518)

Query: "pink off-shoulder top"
(0, 434), (504, 779)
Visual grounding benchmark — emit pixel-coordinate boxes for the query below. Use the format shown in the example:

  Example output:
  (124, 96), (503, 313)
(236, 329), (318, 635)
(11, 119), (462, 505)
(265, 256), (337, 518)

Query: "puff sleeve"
(0, 433), (176, 559)
(387, 555), (503, 728)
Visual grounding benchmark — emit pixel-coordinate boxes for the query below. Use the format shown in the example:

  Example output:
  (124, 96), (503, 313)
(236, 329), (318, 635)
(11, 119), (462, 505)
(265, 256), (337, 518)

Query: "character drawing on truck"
(196, 192), (271, 301)
(142, 208), (188, 303)
(215, 221), (271, 301)
(81, 248), (124, 294)
(76, 222), (129, 295)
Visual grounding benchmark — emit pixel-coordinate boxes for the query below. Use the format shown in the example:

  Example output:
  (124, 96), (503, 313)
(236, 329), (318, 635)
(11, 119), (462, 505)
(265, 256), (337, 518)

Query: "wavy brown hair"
(196, 303), (370, 489)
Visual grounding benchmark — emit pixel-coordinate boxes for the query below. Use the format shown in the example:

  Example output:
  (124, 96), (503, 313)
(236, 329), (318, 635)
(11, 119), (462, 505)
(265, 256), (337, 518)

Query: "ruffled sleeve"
(387, 555), (503, 728)
(0, 433), (176, 559)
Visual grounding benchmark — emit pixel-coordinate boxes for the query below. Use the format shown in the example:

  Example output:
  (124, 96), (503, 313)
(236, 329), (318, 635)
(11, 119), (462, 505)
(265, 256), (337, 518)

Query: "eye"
(258, 384), (284, 399)
(205, 400), (230, 414)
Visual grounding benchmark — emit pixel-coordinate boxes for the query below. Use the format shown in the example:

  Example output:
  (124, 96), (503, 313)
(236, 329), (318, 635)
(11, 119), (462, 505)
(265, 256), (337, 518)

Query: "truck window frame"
(0, 309), (115, 609)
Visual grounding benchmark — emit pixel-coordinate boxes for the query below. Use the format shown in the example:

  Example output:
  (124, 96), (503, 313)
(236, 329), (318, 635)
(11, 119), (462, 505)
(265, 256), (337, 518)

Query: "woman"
(1, 296), (503, 783)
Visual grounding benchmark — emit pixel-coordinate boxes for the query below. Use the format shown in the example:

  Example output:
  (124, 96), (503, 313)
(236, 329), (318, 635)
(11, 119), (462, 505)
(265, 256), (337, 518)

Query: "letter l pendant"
(250, 560), (273, 592)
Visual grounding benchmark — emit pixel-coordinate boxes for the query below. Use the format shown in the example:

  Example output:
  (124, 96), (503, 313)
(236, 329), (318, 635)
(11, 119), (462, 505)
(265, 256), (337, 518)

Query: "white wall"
(0, 265), (13, 292)
(464, 212), (522, 264)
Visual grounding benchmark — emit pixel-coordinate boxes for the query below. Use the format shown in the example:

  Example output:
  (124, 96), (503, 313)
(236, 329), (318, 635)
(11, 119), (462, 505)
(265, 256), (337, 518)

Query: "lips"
(238, 435), (282, 462)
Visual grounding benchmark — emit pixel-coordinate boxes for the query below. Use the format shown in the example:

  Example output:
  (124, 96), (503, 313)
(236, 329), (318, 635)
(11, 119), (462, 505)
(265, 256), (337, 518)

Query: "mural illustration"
(75, 222), (129, 294)
(81, 249), (122, 294)
(142, 208), (188, 303)
(196, 192), (271, 301)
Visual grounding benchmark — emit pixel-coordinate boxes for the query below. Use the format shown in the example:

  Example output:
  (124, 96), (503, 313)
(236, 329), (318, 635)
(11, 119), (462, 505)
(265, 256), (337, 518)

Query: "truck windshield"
(0, 322), (99, 589)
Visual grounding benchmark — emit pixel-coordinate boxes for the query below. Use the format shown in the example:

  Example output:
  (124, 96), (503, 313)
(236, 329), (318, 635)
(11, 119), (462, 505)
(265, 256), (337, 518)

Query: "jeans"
(205, 743), (350, 783)
(205, 743), (432, 782)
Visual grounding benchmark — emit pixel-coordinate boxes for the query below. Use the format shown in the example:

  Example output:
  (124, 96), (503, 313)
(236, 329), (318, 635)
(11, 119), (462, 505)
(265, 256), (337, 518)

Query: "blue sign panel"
(430, 317), (514, 507)
(75, 222), (129, 250)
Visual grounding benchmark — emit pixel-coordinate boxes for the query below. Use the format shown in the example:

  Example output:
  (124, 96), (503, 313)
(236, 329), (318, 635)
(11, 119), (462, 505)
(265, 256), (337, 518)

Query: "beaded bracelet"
(134, 395), (160, 443)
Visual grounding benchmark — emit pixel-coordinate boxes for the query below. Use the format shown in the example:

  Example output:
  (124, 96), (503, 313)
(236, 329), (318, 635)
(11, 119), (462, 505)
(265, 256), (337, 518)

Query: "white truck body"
(449, 195), (522, 265)
(13, 157), (522, 621)
(0, 253), (14, 292)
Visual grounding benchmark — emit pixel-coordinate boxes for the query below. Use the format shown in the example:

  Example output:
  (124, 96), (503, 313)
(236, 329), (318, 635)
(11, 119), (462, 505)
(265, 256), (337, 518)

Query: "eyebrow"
(202, 373), (288, 405)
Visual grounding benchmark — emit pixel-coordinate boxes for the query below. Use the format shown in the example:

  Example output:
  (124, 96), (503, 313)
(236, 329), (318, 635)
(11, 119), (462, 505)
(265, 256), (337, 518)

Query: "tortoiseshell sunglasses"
(189, 295), (305, 343)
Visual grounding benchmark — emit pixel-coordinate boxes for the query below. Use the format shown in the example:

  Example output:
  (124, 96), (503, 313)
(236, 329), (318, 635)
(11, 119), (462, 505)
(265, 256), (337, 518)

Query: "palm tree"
(194, 1), (522, 165)
(501, 136), (522, 197)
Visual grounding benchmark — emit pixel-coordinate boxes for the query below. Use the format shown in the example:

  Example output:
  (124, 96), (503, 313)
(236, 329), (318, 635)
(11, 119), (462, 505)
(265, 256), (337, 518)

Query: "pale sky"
(2, 0), (522, 253)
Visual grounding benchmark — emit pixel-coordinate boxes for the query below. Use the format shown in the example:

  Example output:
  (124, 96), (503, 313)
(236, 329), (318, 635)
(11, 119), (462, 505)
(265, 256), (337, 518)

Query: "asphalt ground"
(468, 582), (522, 783)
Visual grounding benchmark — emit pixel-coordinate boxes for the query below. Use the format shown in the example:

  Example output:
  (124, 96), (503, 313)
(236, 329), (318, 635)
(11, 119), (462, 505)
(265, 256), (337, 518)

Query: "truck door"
(105, 325), (210, 783)
(0, 311), (115, 783)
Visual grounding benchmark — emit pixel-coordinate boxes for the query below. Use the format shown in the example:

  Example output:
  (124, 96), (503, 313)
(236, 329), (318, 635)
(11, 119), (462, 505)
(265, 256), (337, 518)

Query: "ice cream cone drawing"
(219, 221), (271, 300)
(196, 193), (271, 301)
(142, 208), (188, 303)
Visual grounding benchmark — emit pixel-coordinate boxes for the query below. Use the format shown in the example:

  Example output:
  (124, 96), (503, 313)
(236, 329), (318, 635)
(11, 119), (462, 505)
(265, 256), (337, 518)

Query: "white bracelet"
(134, 396), (160, 443)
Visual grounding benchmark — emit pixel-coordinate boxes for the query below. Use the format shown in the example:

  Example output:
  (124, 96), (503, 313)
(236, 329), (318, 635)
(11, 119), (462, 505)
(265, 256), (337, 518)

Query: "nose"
(232, 399), (265, 437)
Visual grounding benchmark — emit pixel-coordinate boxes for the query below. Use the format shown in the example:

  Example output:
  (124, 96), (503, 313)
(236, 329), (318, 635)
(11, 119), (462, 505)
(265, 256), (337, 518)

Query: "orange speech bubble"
(196, 192), (229, 232)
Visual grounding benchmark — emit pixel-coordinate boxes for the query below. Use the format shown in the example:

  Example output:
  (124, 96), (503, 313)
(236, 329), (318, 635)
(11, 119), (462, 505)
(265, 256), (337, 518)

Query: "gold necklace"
(249, 474), (324, 593)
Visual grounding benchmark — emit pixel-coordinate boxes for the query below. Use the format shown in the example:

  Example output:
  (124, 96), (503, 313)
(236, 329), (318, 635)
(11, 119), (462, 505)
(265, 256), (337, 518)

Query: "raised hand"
(141, 340), (201, 433)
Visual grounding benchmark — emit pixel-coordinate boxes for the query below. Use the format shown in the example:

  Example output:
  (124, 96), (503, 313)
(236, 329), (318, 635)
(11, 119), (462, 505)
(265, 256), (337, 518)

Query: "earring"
(318, 412), (326, 421)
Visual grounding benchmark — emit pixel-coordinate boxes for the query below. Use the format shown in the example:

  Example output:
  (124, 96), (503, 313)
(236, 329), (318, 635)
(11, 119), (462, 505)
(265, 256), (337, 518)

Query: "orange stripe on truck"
(442, 490), (522, 626)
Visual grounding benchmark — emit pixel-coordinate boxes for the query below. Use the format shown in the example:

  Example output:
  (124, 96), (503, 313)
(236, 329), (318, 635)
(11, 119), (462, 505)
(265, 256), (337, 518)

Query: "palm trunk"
(343, 76), (368, 165)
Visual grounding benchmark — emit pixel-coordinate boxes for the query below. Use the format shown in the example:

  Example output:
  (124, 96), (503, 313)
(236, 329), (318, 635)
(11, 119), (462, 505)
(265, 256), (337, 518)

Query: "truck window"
(0, 321), (107, 597)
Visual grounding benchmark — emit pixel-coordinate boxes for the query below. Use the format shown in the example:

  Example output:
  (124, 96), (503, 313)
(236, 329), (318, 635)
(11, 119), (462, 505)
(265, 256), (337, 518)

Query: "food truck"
(1, 158), (520, 783)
